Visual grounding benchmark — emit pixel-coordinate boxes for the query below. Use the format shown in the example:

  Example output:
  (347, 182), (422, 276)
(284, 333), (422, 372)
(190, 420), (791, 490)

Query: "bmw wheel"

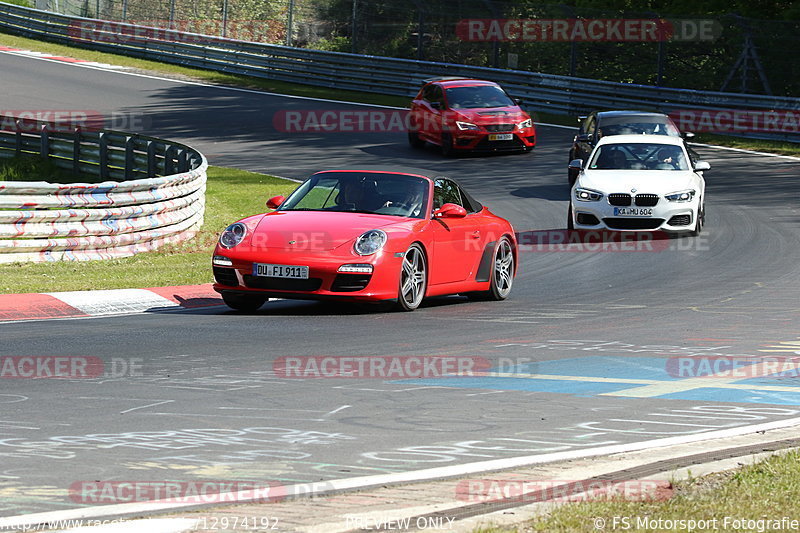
(691, 198), (705, 236)
(397, 244), (427, 311)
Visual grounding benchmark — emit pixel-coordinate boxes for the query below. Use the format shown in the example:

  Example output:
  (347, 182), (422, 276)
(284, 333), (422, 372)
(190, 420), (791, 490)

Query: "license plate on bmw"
(488, 133), (513, 141)
(614, 208), (653, 216)
(253, 263), (309, 279)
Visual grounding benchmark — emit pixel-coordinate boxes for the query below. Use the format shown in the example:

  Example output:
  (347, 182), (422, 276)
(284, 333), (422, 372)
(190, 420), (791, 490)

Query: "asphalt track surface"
(1, 51), (800, 518)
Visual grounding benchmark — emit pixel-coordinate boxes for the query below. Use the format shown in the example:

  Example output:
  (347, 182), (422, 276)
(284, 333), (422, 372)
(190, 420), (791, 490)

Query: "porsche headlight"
(456, 121), (479, 131)
(666, 189), (696, 202)
(575, 188), (603, 202)
(219, 222), (247, 249)
(517, 118), (532, 129)
(354, 229), (387, 256)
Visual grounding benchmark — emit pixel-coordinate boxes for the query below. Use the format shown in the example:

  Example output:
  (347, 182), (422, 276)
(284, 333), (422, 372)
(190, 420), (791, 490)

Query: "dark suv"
(568, 111), (692, 185)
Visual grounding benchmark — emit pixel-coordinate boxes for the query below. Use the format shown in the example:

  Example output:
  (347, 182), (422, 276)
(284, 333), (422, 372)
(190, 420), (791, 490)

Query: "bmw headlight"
(517, 118), (532, 129)
(456, 121), (479, 131)
(219, 222), (247, 248)
(354, 229), (387, 256)
(665, 189), (696, 202)
(575, 188), (603, 202)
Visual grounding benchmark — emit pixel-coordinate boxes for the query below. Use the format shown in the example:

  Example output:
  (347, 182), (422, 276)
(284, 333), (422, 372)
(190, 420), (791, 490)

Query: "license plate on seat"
(488, 133), (513, 141)
(253, 263), (309, 279)
(614, 208), (653, 216)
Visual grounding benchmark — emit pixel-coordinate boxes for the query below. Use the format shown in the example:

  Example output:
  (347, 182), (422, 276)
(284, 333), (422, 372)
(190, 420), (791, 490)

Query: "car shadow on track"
(220, 295), (472, 316)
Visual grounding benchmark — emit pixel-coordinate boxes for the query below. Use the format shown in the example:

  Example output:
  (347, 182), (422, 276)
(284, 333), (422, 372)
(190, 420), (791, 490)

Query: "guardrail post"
(125, 135), (135, 180)
(73, 127), (81, 174)
(164, 145), (175, 175)
(14, 120), (22, 156)
(177, 148), (189, 172)
(98, 132), (109, 180)
(146, 140), (157, 177)
(40, 123), (50, 158)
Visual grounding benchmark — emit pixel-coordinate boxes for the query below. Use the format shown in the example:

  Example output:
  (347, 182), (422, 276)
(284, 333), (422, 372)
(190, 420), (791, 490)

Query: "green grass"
(475, 450), (800, 532)
(0, 166), (297, 294)
(0, 154), (77, 182)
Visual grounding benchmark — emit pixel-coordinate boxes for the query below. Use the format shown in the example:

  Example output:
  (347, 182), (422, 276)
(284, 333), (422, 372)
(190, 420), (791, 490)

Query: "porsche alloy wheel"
(397, 244), (427, 311)
(222, 292), (267, 312)
(489, 237), (514, 300)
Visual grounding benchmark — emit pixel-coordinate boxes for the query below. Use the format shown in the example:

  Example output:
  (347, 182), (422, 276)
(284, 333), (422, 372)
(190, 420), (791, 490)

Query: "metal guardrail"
(1, 2), (798, 143)
(0, 114), (207, 263)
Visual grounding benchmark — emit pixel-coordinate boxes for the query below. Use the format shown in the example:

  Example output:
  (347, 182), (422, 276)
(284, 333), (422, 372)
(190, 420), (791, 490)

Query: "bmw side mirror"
(694, 161), (710, 171)
(682, 131), (695, 140)
(577, 115), (587, 123)
(568, 159), (584, 171)
(266, 195), (285, 209)
(575, 133), (592, 143)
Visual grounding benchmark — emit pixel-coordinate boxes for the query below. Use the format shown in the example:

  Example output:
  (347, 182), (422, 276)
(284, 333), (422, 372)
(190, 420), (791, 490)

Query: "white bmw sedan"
(568, 135), (709, 235)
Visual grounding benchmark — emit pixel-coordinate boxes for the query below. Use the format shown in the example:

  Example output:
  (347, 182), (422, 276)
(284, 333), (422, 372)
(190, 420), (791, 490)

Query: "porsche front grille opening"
(331, 274), (372, 292)
(213, 266), (238, 287)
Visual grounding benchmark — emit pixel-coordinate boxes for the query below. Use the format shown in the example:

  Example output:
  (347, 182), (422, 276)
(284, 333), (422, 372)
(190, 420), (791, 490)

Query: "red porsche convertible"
(212, 169), (517, 311)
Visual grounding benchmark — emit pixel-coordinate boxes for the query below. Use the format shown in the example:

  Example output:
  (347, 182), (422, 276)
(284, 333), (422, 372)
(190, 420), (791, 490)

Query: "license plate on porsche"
(253, 263), (309, 279)
(614, 207), (653, 216)
(488, 133), (513, 141)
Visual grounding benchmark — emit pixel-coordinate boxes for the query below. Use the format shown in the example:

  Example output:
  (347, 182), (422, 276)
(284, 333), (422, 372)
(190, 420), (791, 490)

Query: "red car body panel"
(212, 170), (517, 305)
(410, 79), (536, 153)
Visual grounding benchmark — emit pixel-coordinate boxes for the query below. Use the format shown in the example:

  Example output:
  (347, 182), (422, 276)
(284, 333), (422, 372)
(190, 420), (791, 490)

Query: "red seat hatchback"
(408, 77), (536, 156)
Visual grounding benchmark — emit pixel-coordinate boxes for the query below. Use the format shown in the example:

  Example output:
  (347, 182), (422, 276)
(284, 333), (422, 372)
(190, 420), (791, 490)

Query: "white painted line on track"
(3, 415), (800, 531)
(46, 289), (178, 315)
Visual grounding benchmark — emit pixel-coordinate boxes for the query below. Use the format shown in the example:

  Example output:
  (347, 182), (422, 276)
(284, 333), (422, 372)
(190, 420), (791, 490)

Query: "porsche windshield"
(280, 172), (430, 219)
(588, 143), (690, 171)
(445, 85), (515, 109)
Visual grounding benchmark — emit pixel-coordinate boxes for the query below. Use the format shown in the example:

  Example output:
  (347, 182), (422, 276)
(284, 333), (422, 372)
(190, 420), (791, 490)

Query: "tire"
(567, 205), (575, 231)
(472, 237), (515, 301)
(408, 131), (425, 149)
(440, 132), (454, 157)
(222, 292), (267, 312)
(396, 244), (427, 311)
(691, 198), (705, 236)
(568, 168), (578, 187)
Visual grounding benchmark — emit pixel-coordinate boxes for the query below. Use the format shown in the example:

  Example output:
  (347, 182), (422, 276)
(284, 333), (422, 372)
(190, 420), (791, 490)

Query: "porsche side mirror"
(433, 203), (467, 218)
(430, 101), (442, 110)
(682, 131), (695, 140)
(575, 133), (592, 143)
(568, 159), (584, 171)
(266, 195), (285, 209)
(694, 161), (710, 171)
